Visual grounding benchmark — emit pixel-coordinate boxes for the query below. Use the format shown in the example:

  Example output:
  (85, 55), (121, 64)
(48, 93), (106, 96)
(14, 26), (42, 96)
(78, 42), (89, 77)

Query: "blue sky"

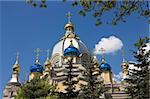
(0, 1), (149, 98)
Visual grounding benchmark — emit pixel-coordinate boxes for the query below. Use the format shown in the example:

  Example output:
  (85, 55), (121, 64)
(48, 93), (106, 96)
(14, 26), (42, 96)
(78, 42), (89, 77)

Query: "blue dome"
(100, 63), (111, 71)
(64, 46), (80, 57)
(30, 64), (43, 73)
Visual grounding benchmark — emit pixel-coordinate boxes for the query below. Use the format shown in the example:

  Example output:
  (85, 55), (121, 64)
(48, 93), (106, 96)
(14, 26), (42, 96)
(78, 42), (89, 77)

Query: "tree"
(125, 37), (150, 99)
(26, 0), (149, 26)
(60, 58), (79, 99)
(78, 56), (105, 99)
(16, 77), (58, 99)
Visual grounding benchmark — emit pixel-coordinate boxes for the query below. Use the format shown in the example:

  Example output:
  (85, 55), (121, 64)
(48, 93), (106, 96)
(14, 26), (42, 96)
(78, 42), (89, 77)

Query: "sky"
(0, 1), (149, 98)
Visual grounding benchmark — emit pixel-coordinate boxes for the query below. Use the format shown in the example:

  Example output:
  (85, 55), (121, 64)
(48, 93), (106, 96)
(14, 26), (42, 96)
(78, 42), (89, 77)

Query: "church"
(3, 13), (130, 99)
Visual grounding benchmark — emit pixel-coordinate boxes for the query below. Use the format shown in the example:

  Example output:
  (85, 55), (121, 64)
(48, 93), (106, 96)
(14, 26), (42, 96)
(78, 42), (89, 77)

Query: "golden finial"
(66, 12), (72, 23)
(13, 51), (20, 74)
(34, 48), (41, 64)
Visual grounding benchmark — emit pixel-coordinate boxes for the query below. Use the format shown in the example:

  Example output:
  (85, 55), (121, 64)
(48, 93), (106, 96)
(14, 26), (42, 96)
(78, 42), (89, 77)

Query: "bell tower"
(99, 48), (113, 84)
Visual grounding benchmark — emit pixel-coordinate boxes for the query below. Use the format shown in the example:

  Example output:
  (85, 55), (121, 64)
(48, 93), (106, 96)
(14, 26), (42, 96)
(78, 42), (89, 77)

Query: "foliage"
(26, 0), (149, 26)
(69, 0), (150, 26)
(61, 58), (78, 99)
(16, 77), (58, 99)
(78, 56), (105, 99)
(26, 0), (47, 8)
(125, 37), (150, 99)
(134, 37), (149, 48)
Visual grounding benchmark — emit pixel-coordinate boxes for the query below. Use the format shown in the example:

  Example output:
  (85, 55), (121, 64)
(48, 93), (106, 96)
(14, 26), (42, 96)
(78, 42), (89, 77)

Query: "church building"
(3, 13), (130, 99)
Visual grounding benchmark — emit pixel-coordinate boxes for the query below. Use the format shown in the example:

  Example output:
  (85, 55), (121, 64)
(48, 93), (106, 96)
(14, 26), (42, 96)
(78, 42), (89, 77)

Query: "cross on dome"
(66, 12), (72, 23)
(15, 51), (19, 64)
(64, 12), (74, 32)
(34, 48), (41, 64)
(100, 47), (105, 58)
(99, 47), (105, 63)
(121, 48), (125, 62)
(46, 49), (50, 59)
(44, 49), (50, 66)
(16, 52), (19, 59)
(35, 48), (41, 59)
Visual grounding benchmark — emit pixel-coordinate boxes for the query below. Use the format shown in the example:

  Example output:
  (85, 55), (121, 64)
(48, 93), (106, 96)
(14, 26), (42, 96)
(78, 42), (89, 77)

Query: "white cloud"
(93, 36), (123, 55)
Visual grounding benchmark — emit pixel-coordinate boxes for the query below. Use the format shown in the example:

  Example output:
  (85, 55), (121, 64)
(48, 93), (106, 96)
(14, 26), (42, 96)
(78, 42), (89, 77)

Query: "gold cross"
(16, 51), (19, 61)
(34, 48), (41, 59)
(46, 49), (50, 58)
(99, 47), (105, 59)
(121, 48), (125, 62)
(66, 12), (72, 23)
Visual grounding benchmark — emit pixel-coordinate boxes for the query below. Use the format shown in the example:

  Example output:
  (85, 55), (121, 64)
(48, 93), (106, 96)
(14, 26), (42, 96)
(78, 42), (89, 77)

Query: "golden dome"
(64, 22), (74, 31)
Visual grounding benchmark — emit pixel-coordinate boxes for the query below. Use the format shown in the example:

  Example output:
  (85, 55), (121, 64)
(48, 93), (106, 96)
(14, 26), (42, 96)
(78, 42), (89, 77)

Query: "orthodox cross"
(121, 48), (125, 62)
(99, 47), (105, 63)
(66, 12), (72, 23)
(14, 51), (19, 65)
(16, 51), (19, 61)
(100, 47), (105, 59)
(46, 49), (50, 59)
(34, 48), (41, 60)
